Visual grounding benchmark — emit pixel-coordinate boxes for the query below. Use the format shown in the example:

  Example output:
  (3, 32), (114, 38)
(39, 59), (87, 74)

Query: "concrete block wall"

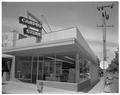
(89, 61), (99, 85)
(77, 79), (90, 91)
(37, 80), (78, 91)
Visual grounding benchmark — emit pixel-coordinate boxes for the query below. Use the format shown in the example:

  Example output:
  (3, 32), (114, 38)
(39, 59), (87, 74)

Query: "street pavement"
(2, 81), (82, 94)
(2, 78), (106, 94)
(2, 81), (38, 94)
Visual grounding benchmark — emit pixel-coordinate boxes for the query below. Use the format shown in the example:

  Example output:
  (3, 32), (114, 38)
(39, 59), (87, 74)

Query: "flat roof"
(2, 28), (98, 64)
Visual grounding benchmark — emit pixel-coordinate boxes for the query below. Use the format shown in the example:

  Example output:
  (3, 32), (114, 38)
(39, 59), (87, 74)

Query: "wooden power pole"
(97, 3), (114, 91)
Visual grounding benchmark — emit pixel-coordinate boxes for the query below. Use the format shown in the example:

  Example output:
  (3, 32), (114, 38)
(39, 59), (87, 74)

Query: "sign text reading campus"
(23, 28), (41, 37)
(19, 16), (42, 29)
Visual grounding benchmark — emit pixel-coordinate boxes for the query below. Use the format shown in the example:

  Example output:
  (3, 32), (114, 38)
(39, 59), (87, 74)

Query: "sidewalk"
(2, 81), (83, 94)
(2, 78), (105, 94)
(2, 81), (38, 94)
(88, 77), (104, 93)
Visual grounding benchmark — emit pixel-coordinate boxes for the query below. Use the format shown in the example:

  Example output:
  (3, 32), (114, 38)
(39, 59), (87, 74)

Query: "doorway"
(2, 57), (12, 81)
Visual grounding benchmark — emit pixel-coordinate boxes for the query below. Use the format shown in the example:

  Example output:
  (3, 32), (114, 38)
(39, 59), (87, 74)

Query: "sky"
(2, 2), (118, 62)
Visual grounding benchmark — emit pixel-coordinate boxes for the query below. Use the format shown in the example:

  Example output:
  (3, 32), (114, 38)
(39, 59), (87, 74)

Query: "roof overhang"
(2, 38), (76, 56)
(2, 38), (97, 64)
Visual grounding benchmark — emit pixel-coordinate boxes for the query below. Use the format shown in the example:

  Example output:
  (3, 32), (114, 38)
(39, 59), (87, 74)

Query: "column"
(82, 57), (85, 79)
(10, 56), (15, 80)
(54, 54), (56, 78)
(31, 56), (33, 82)
(75, 53), (80, 83)
(36, 56), (39, 80)
(42, 56), (45, 80)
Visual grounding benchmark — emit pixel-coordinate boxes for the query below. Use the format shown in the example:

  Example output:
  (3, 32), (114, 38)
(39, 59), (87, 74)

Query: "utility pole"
(97, 3), (114, 92)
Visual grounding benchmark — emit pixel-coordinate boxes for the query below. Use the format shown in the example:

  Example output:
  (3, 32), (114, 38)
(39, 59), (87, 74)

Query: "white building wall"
(16, 28), (77, 47)
(41, 28), (77, 42)
(16, 37), (36, 47)
(2, 32), (14, 48)
(2, 32), (19, 49)
(76, 28), (97, 63)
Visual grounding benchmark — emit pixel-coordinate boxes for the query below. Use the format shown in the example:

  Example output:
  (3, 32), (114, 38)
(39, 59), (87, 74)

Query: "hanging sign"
(19, 16), (42, 29)
(23, 28), (41, 37)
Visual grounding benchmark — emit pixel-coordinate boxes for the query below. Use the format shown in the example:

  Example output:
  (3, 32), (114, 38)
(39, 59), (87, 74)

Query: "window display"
(15, 54), (76, 83)
(15, 56), (32, 82)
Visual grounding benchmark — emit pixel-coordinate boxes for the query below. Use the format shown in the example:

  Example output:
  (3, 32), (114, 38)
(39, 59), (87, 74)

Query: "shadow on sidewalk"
(2, 83), (7, 85)
(80, 80), (100, 93)
(2, 92), (9, 94)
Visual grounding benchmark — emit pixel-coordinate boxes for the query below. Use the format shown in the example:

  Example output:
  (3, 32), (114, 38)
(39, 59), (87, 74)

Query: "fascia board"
(2, 38), (75, 54)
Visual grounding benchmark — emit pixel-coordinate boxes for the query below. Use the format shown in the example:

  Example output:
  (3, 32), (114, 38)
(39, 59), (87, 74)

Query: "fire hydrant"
(37, 82), (43, 93)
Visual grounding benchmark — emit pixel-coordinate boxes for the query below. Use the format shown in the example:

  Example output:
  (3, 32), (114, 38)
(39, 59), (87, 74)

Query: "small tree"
(108, 48), (119, 73)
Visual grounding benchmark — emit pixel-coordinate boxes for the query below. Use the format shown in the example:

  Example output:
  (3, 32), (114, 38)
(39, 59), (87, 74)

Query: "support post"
(75, 53), (80, 83)
(42, 56), (44, 80)
(54, 54), (56, 77)
(10, 56), (15, 80)
(36, 56), (39, 80)
(31, 56), (33, 82)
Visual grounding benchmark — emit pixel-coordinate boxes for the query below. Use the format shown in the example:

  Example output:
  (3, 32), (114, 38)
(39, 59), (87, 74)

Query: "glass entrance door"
(15, 56), (32, 82)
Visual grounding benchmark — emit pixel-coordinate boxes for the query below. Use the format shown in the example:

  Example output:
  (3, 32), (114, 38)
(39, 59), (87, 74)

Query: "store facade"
(2, 27), (99, 91)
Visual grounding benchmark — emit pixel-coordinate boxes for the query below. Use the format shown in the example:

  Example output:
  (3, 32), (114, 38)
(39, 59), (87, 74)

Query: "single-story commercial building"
(2, 27), (99, 91)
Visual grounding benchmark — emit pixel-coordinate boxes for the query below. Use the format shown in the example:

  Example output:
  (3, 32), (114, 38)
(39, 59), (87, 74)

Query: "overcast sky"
(2, 2), (118, 62)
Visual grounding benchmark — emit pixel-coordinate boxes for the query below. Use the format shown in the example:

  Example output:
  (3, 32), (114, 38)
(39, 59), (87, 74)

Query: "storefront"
(2, 27), (99, 91)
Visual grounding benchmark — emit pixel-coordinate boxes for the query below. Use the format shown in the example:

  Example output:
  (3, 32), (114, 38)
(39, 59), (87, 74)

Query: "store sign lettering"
(23, 28), (41, 37)
(19, 16), (42, 29)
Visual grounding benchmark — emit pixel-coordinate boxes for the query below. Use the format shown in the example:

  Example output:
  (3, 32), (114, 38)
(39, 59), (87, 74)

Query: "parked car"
(107, 74), (113, 80)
